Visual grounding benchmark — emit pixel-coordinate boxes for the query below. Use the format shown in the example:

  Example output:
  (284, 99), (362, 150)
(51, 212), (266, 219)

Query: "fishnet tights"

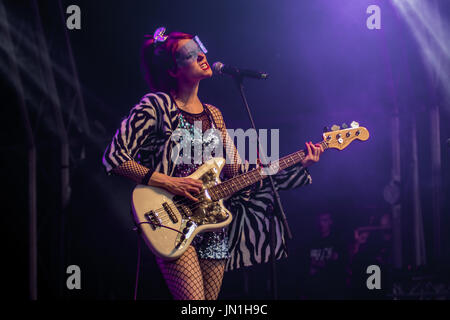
(156, 245), (226, 300)
(111, 160), (151, 184)
(200, 258), (226, 300)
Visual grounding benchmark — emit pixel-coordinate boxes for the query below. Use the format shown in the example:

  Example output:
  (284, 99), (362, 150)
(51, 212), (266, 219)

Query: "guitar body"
(131, 157), (232, 261)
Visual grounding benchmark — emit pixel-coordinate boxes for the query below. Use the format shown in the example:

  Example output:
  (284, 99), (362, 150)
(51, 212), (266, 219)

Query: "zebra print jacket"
(102, 92), (312, 270)
(225, 164), (312, 271)
(102, 92), (241, 178)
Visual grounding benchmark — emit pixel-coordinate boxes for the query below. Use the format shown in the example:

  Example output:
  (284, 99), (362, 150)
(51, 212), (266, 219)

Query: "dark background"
(1, 0), (449, 299)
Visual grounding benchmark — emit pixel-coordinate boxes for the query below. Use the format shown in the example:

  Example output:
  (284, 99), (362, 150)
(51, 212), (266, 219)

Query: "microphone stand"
(232, 75), (292, 300)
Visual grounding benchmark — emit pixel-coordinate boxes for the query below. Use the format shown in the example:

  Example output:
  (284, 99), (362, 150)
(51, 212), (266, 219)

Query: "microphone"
(212, 61), (269, 79)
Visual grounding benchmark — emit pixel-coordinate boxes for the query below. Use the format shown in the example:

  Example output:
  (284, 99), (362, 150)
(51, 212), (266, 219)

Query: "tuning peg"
(341, 123), (348, 129)
(350, 121), (359, 128)
(323, 126), (330, 133)
(331, 124), (340, 131)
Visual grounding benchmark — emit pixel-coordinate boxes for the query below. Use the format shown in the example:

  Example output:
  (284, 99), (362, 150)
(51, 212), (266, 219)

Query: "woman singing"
(102, 28), (323, 300)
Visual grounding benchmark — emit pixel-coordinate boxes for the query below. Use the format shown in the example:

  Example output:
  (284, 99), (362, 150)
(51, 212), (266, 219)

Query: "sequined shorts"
(191, 228), (230, 260)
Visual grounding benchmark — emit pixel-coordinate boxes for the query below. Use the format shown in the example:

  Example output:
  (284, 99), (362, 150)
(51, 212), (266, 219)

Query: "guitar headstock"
(323, 121), (369, 150)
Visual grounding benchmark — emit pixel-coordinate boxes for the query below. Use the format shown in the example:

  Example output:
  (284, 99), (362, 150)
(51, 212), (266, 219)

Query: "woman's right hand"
(164, 176), (204, 202)
(148, 172), (203, 201)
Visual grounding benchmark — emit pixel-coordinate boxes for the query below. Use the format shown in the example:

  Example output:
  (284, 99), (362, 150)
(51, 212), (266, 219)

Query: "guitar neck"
(209, 140), (328, 201)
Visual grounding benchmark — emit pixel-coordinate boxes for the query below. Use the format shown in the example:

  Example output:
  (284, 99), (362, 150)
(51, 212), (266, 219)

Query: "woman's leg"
(156, 245), (205, 300)
(199, 258), (226, 300)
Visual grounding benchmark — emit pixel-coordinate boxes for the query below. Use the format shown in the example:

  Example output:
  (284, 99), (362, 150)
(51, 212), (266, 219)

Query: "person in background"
(304, 212), (346, 299)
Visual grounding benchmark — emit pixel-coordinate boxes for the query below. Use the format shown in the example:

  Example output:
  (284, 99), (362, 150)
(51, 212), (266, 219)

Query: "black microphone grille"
(212, 61), (224, 74)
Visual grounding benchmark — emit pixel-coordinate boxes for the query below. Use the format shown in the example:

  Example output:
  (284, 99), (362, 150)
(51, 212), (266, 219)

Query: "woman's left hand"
(301, 141), (324, 167)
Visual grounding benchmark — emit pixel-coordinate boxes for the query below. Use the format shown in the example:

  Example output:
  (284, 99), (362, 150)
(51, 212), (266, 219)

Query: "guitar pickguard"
(174, 168), (228, 226)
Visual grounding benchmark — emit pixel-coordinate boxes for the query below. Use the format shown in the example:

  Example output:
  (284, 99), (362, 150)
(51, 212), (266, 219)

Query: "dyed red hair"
(141, 31), (194, 93)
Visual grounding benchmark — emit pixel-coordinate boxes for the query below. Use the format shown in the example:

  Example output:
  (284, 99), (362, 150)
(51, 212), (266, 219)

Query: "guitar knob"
(342, 123), (348, 129)
(323, 126), (330, 133)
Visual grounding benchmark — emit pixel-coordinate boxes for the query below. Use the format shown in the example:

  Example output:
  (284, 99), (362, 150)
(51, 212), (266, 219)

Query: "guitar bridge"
(144, 210), (161, 230)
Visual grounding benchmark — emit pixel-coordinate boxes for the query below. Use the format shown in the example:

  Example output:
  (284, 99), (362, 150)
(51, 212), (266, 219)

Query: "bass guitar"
(132, 122), (369, 260)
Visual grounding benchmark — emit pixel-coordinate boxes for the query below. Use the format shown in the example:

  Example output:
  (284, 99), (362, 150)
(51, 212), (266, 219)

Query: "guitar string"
(141, 140), (330, 228)
(145, 150), (312, 225)
(146, 141), (330, 226)
(147, 143), (328, 226)
(148, 165), (263, 219)
(146, 147), (315, 224)
(147, 172), (261, 225)
(154, 134), (328, 213)
(146, 167), (266, 225)
(149, 151), (305, 221)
